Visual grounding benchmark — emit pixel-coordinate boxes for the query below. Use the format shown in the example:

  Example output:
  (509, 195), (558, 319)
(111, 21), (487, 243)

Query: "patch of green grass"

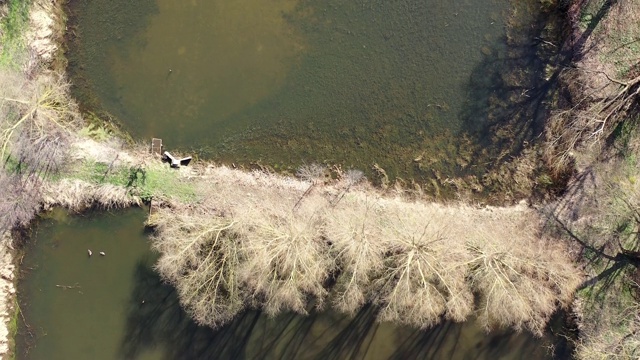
(68, 160), (197, 202)
(78, 124), (112, 142)
(0, 0), (32, 67)
(71, 160), (130, 186)
(536, 173), (553, 187)
(131, 165), (197, 202)
(80, 112), (134, 145)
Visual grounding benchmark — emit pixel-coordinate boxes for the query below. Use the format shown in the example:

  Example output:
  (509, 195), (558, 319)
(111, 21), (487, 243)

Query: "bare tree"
(373, 202), (474, 329)
(152, 208), (245, 328)
(12, 124), (69, 176)
(236, 194), (334, 316)
(326, 195), (387, 315)
(0, 71), (78, 160)
(544, 67), (640, 178)
(0, 171), (40, 231)
(149, 167), (581, 333)
(467, 227), (581, 336)
(0, 69), (77, 232)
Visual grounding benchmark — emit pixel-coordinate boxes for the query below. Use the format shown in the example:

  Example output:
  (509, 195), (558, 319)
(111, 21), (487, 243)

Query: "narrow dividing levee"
(146, 162), (582, 335)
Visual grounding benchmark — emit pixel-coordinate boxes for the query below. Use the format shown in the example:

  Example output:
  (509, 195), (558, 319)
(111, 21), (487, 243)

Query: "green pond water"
(66, 0), (549, 180)
(17, 209), (571, 359)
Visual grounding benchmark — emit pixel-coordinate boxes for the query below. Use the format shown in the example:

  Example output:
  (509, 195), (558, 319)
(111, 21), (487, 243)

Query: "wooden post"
(149, 199), (157, 216)
(151, 138), (163, 155)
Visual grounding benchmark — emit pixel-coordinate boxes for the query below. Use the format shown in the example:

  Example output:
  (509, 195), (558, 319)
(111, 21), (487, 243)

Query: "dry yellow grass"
(42, 179), (141, 211)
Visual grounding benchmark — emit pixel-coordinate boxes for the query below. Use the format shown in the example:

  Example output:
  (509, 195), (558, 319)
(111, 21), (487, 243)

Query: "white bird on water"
(99, 252), (106, 256)
(88, 249), (92, 257)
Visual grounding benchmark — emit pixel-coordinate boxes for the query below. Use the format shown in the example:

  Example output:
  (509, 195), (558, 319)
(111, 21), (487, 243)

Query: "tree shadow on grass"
(571, 0), (619, 60)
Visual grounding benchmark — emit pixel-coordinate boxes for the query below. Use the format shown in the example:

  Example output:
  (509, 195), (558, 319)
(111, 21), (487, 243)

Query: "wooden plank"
(151, 138), (163, 155)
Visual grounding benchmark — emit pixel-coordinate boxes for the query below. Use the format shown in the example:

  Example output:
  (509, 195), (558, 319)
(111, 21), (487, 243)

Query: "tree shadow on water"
(119, 263), (382, 360)
(119, 263), (261, 359)
(456, 5), (579, 191)
(389, 319), (572, 360)
(120, 263), (572, 359)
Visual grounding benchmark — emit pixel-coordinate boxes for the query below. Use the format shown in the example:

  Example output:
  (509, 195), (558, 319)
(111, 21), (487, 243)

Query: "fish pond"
(14, 0), (571, 358)
(66, 0), (557, 183)
(16, 209), (571, 359)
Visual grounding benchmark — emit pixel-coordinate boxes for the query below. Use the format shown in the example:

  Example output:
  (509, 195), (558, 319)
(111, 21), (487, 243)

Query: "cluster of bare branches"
(325, 196), (386, 315)
(544, 67), (640, 176)
(237, 193), (334, 316)
(467, 233), (581, 335)
(153, 208), (244, 328)
(373, 202), (473, 329)
(150, 166), (582, 334)
(0, 172), (41, 230)
(0, 68), (79, 233)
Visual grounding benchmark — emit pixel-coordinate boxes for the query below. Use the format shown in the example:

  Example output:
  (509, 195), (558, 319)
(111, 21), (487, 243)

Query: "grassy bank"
(0, 0), (30, 67)
(542, 0), (640, 358)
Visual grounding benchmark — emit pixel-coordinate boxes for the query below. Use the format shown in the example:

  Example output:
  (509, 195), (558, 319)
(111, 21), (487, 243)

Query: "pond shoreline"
(0, 0), (580, 358)
(2, 0), (638, 358)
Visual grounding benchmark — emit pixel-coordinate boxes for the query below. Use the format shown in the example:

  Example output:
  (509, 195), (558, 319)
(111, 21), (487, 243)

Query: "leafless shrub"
(343, 169), (364, 186)
(373, 202), (474, 329)
(325, 195), (386, 315)
(0, 71), (79, 162)
(0, 171), (41, 231)
(12, 124), (69, 176)
(296, 163), (327, 183)
(236, 194), (333, 316)
(0, 68), (78, 233)
(330, 169), (366, 206)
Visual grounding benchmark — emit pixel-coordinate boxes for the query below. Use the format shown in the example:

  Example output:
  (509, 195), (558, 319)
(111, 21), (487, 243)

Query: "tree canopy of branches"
(0, 69), (78, 233)
(150, 167), (582, 334)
